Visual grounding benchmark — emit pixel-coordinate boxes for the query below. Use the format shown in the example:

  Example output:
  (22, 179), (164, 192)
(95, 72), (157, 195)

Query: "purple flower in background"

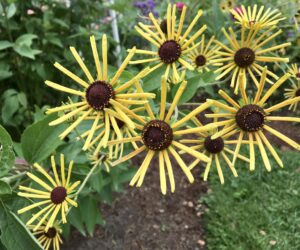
(134, 0), (158, 17)
(231, 6), (243, 21)
(176, 2), (185, 12)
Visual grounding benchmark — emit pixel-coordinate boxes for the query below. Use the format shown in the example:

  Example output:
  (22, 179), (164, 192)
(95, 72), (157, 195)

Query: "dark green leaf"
(0, 201), (42, 250)
(13, 45), (41, 59)
(6, 3), (16, 19)
(21, 114), (66, 164)
(0, 125), (14, 178)
(0, 63), (12, 81)
(0, 41), (13, 51)
(15, 34), (38, 47)
(0, 181), (11, 196)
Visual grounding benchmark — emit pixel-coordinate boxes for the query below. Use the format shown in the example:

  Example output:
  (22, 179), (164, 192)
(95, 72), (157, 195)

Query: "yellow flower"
(219, 0), (236, 12)
(88, 151), (112, 172)
(129, 4), (207, 83)
(28, 221), (63, 250)
(108, 77), (215, 194)
(187, 35), (221, 72)
(207, 67), (300, 171)
(212, 25), (290, 93)
(230, 5), (286, 30)
(284, 64), (300, 111)
(45, 35), (155, 151)
(180, 115), (249, 184)
(78, 106), (144, 159)
(17, 154), (80, 232)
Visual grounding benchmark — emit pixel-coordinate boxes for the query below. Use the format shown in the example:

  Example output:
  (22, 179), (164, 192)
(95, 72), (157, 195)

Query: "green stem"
(1, 172), (26, 184)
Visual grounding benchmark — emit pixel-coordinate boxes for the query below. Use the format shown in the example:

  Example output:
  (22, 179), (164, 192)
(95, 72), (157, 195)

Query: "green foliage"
(0, 201), (43, 250)
(0, 181), (11, 196)
(21, 114), (66, 164)
(0, 125), (15, 178)
(201, 149), (300, 250)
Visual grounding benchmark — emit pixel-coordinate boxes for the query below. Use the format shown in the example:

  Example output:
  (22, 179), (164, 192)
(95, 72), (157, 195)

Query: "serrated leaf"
(21, 114), (66, 164)
(0, 125), (15, 178)
(0, 201), (43, 250)
(0, 181), (11, 196)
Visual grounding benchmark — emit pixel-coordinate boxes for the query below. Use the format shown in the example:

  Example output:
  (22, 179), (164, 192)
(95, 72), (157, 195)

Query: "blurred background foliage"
(0, 0), (299, 244)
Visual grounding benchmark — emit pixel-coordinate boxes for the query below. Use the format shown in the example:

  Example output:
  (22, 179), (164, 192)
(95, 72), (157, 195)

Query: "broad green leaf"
(80, 197), (98, 236)
(0, 181), (11, 196)
(1, 90), (19, 124)
(0, 125), (14, 178)
(174, 76), (200, 104)
(13, 45), (41, 59)
(15, 34), (38, 47)
(6, 3), (16, 19)
(0, 63), (12, 81)
(0, 201), (42, 250)
(143, 66), (165, 92)
(21, 114), (66, 164)
(0, 41), (13, 51)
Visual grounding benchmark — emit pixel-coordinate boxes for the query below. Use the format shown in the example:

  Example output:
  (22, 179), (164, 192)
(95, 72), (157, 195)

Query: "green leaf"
(0, 181), (11, 196)
(0, 41), (13, 51)
(80, 197), (99, 236)
(6, 3), (16, 19)
(143, 66), (165, 92)
(174, 77), (200, 104)
(0, 201), (42, 250)
(0, 63), (12, 81)
(21, 114), (66, 164)
(15, 34), (38, 47)
(1, 90), (19, 124)
(13, 45), (41, 59)
(0, 125), (15, 178)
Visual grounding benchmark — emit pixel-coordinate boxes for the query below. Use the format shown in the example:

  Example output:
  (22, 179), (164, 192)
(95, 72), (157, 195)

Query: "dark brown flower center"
(160, 19), (168, 34)
(142, 120), (173, 151)
(195, 55), (206, 67)
(97, 153), (107, 162)
(296, 88), (300, 97)
(296, 72), (300, 78)
(51, 186), (67, 204)
(86, 81), (114, 111)
(158, 40), (181, 64)
(235, 104), (265, 132)
(234, 47), (255, 68)
(44, 227), (57, 238)
(204, 136), (224, 154)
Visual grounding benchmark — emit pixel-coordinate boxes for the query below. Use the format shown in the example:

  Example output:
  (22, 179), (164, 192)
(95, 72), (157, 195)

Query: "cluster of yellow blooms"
(17, 4), (300, 250)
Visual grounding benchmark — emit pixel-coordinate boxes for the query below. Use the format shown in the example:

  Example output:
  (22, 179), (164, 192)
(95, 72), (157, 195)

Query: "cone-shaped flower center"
(195, 55), (206, 67)
(296, 72), (300, 78)
(44, 227), (57, 238)
(296, 88), (300, 97)
(204, 136), (224, 154)
(86, 81), (114, 111)
(234, 47), (255, 68)
(160, 19), (168, 34)
(159, 40), (181, 64)
(142, 120), (173, 151)
(51, 186), (67, 204)
(236, 104), (265, 132)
